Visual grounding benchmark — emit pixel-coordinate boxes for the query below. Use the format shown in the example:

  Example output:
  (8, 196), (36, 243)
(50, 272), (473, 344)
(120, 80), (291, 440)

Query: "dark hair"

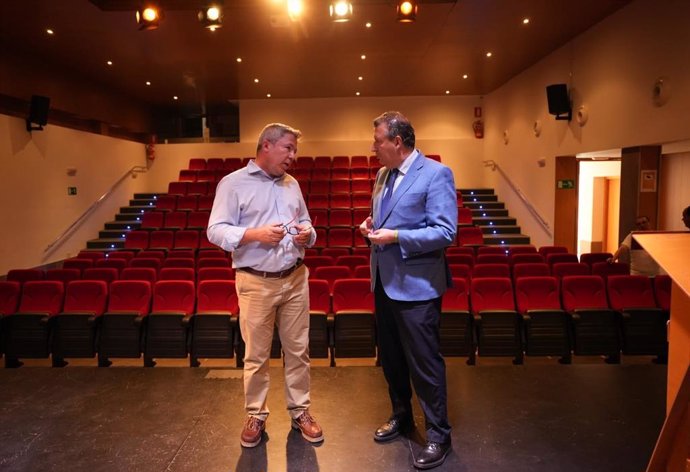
(373, 111), (415, 148)
(256, 123), (302, 152)
(683, 205), (690, 217)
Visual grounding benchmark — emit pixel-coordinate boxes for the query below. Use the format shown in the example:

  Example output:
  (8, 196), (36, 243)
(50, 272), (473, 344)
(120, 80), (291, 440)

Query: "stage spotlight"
(330, 1), (353, 22)
(136, 3), (162, 30)
(199, 4), (223, 31)
(397, 1), (417, 22)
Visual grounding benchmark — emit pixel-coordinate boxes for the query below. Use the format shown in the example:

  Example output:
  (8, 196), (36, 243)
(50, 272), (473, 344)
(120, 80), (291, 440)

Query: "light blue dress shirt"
(207, 160), (315, 272)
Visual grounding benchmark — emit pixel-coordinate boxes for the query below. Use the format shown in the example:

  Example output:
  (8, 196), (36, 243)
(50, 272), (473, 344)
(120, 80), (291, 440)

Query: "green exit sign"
(557, 180), (574, 189)
(68, 187), (77, 195)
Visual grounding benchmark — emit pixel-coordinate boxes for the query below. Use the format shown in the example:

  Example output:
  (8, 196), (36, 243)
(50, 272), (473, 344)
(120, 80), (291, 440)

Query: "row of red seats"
(154, 194), (214, 212)
(140, 211), (209, 231)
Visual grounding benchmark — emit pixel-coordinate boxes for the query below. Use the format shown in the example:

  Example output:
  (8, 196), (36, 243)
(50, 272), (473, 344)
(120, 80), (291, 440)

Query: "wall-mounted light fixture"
(198, 4), (223, 31)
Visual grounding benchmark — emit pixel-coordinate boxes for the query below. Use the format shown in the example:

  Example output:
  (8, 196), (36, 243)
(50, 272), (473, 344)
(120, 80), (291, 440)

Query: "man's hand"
(368, 228), (397, 245)
(359, 216), (373, 238)
(292, 223), (313, 246)
(243, 223), (286, 245)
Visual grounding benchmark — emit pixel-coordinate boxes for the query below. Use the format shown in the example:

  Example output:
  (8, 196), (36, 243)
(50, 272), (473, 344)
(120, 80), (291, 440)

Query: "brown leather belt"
(237, 259), (303, 279)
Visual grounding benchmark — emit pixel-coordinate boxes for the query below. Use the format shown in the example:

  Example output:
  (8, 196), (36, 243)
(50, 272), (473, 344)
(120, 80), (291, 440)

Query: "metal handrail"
(44, 165), (148, 255)
(482, 160), (553, 239)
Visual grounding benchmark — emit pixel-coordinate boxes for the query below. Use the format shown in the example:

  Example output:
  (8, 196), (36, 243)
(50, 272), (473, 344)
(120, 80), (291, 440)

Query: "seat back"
(470, 277), (515, 313)
(476, 254), (509, 265)
(63, 280), (108, 315)
(197, 280), (238, 314)
(197, 267), (235, 282)
(457, 226), (484, 246)
(538, 245), (569, 257)
(0, 281), (21, 315)
(18, 281), (64, 315)
(446, 254), (474, 267)
(44, 269), (82, 284)
(546, 253), (579, 267)
(591, 261), (630, 279)
(551, 262), (590, 279)
(62, 258), (94, 273)
(512, 263), (550, 281)
(472, 263), (510, 279)
(561, 275), (609, 311)
(174, 230), (200, 249)
(82, 268), (119, 284)
(152, 280), (196, 314)
(313, 266), (352, 292)
(124, 230), (150, 250)
(332, 279), (374, 313)
(477, 246), (507, 256)
(94, 258), (128, 273)
(442, 278), (470, 312)
(515, 276), (561, 312)
(308, 279), (331, 313)
(107, 280), (151, 315)
(580, 252), (613, 267)
(607, 275), (656, 310)
(162, 258), (195, 269)
(120, 267), (158, 284)
(159, 268), (196, 281)
(197, 257), (230, 269)
(508, 245), (537, 256)
(510, 253), (545, 265)
(334, 255), (368, 272)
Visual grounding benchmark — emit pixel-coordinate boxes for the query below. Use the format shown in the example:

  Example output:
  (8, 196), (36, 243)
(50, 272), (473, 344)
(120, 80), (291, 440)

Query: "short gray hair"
(373, 111), (415, 148)
(256, 123), (302, 152)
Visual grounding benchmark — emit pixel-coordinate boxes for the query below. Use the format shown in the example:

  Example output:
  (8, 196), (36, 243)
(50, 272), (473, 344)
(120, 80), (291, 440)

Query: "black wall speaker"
(546, 84), (571, 120)
(27, 95), (50, 131)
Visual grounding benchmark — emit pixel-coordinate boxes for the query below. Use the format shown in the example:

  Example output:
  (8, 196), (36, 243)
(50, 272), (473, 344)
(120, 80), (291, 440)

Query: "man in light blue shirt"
(207, 123), (323, 448)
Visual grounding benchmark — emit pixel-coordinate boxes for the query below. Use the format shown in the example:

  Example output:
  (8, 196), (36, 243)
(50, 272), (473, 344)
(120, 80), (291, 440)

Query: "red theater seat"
(191, 280), (239, 366)
(440, 278), (475, 363)
(331, 279), (376, 363)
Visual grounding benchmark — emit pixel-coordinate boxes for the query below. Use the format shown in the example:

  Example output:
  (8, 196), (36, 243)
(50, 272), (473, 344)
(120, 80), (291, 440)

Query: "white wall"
(577, 160), (621, 254)
(483, 0), (690, 248)
(0, 115), (147, 274)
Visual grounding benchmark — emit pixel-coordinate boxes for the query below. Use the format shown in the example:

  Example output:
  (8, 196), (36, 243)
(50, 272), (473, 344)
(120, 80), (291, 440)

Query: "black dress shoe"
(414, 441), (451, 469)
(373, 417), (413, 442)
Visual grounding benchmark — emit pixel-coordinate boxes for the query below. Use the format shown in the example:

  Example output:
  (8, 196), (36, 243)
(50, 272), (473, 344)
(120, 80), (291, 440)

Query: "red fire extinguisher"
(146, 134), (156, 161)
(472, 119), (484, 139)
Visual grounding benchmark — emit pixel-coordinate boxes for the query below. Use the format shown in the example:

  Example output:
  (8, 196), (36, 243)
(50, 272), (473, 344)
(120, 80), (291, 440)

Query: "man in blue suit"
(359, 111), (457, 469)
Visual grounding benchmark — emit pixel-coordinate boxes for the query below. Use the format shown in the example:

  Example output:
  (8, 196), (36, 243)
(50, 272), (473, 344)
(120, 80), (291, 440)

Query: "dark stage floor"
(0, 361), (665, 471)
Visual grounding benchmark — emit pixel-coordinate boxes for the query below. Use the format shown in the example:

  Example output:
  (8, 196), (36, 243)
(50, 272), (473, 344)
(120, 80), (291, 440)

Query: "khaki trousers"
(235, 265), (311, 421)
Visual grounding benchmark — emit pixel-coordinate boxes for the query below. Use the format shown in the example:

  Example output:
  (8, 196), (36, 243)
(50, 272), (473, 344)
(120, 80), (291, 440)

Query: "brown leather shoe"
(240, 416), (265, 448)
(291, 410), (324, 443)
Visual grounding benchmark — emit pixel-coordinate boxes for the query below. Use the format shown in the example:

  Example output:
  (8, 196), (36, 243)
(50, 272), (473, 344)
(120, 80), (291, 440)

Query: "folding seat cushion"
(191, 280), (239, 366)
(331, 279), (376, 363)
(124, 230), (150, 251)
(472, 263), (510, 279)
(561, 275), (621, 362)
(457, 226), (484, 247)
(580, 252), (613, 267)
(3, 281), (64, 365)
(607, 275), (666, 357)
(512, 263), (550, 281)
(44, 269), (81, 284)
(140, 211), (165, 231)
(159, 268), (196, 281)
(51, 280), (108, 365)
(591, 261), (630, 279)
(470, 277), (522, 363)
(197, 267), (235, 282)
(99, 280), (152, 365)
(439, 278), (475, 363)
(120, 267), (158, 284)
(144, 280), (196, 367)
(515, 276), (570, 361)
(82, 268), (119, 283)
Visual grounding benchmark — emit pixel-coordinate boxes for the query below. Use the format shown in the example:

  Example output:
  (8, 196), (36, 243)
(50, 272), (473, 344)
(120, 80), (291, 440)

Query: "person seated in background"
(682, 205), (690, 230)
(609, 215), (665, 276)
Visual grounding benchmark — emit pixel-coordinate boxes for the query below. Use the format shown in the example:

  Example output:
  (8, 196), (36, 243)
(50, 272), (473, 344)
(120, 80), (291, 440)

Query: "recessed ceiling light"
(266, 93), (271, 98)
(173, 96), (178, 100)
(523, 18), (530, 25)
(46, 28), (54, 35)
(361, 54), (366, 60)
(365, 22), (372, 28)
(287, 0), (303, 20)
(356, 92), (360, 96)
(358, 76), (363, 81)
(445, 90), (450, 95)
(106, 60), (113, 66)
(462, 74), (468, 79)
(236, 57), (242, 63)
(146, 81), (151, 86)
(486, 52), (493, 57)
(254, 78), (259, 83)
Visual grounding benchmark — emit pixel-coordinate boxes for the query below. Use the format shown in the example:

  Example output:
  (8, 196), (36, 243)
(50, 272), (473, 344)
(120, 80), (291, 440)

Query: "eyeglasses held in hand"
(281, 213), (314, 236)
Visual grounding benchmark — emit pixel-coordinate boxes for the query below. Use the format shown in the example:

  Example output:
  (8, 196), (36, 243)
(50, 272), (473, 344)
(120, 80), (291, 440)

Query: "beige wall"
(483, 0), (690, 248)
(0, 115), (147, 274)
